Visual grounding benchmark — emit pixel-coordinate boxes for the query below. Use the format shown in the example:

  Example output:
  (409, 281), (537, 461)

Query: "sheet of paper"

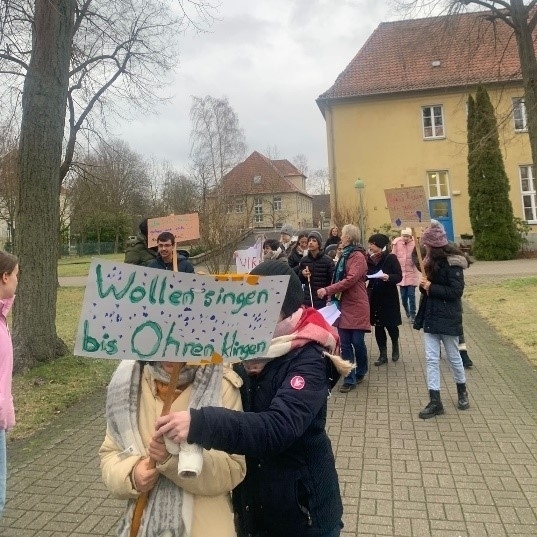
(318, 303), (341, 325)
(366, 270), (385, 279)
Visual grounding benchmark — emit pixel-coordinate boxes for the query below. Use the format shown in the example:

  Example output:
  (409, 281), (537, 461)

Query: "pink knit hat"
(421, 225), (448, 248)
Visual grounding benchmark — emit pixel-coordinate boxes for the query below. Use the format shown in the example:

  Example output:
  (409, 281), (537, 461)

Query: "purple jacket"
(0, 297), (15, 430)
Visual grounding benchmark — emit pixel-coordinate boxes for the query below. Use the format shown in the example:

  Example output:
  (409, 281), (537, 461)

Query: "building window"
(422, 105), (444, 139)
(273, 196), (282, 211)
(427, 170), (449, 197)
(227, 202), (234, 214)
(513, 98), (528, 132)
(235, 201), (244, 213)
(254, 197), (263, 223)
(253, 175), (261, 184)
(520, 165), (537, 222)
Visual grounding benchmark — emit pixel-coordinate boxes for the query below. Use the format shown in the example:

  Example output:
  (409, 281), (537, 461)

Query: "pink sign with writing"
(147, 213), (200, 247)
(384, 187), (431, 228)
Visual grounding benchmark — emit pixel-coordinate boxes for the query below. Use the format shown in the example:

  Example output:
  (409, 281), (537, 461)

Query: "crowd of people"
(0, 219), (473, 534)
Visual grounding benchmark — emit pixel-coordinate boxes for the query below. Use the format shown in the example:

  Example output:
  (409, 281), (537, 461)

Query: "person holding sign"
(0, 251), (18, 518)
(99, 360), (246, 537)
(413, 224), (470, 419)
(155, 261), (350, 537)
(148, 231), (194, 273)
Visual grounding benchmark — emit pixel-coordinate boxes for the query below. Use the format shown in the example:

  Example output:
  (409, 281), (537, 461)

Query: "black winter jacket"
(298, 252), (335, 309)
(367, 252), (402, 327)
(414, 255), (466, 336)
(147, 251), (194, 273)
(287, 248), (306, 271)
(188, 344), (343, 537)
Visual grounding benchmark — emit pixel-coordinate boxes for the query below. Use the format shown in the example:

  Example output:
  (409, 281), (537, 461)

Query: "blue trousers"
(399, 285), (416, 317)
(338, 328), (368, 385)
(424, 333), (466, 390)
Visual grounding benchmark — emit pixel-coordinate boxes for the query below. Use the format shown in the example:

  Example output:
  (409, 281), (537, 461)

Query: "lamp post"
(320, 210), (325, 230)
(354, 179), (366, 245)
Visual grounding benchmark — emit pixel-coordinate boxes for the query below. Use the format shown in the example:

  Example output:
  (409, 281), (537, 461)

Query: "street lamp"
(354, 179), (366, 245)
(320, 210), (325, 230)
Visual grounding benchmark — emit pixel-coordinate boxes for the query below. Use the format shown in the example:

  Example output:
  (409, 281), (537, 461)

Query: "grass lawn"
(464, 276), (537, 365)
(8, 275), (537, 441)
(58, 252), (124, 277)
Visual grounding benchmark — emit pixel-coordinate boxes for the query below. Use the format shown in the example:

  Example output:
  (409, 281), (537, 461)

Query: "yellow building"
(220, 151), (313, 231)
(317, 12), (536, 243)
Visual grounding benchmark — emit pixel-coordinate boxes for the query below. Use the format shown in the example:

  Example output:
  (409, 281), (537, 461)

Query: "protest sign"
(147, 213), (200, 247)
(74, 260), (287, 362)
(235, 237), (263, 273)
(384, 186), (431, 228)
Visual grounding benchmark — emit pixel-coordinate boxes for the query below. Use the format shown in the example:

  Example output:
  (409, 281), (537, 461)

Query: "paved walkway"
(4, 261), (537, 536)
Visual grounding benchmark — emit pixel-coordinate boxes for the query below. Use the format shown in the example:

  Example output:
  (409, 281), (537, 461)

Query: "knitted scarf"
(331, 245), (365, 310)
(264, 307), (353, 377)
(106, 361), (223, 537)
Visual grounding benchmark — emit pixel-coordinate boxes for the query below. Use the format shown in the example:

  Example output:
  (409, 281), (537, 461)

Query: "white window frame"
(513, 98), (528, 132)
(254, 197), (263, 223)
(422, 105), (445, 139)
(273, 196), (282, 211)
(426, 170), (450, 198)
(235, 201), (244, 213)
(519, 165), (537, 223)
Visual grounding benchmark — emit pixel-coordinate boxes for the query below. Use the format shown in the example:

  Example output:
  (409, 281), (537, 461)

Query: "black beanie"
(250, 260), (304, 318)
(367, 233), (390, 249)
(139, 218), (149, 238)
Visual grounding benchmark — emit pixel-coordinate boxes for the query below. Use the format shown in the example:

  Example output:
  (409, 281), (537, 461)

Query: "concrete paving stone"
(502, 523), (537, 534)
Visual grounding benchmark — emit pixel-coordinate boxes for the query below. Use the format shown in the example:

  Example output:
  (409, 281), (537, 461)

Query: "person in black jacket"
(287, 232), (309, 271)
(413, 224), (470, 419)
(298, 231), (335, 309)
(155, 261), (348, 537)
(148, 231), (194, 273)
(366, 234), (403, 364)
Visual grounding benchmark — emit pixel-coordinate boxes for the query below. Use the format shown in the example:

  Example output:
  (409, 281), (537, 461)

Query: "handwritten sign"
(148, 213), (200, 247)
(74, 260), (287, 362)
(235, 237), (263, 273)
(384, 186), (431, 228)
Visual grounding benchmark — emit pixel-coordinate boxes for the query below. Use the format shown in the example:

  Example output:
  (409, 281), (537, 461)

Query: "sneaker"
(339, 384), (356, 393)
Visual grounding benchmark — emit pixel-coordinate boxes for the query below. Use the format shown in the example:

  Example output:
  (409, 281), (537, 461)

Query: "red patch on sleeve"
(290, 376), (305, 390)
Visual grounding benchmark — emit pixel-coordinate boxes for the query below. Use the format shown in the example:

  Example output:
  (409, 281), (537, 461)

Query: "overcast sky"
(115, 1), (396, 175)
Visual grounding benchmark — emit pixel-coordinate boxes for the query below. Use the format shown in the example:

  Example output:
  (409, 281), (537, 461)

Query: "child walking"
(0, 250), (18, 517)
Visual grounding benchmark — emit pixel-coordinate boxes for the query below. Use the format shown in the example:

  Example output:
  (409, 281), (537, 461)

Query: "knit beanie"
(280, 224), (294, 237)
(250, 260), (304, 318)
(421, 225), (448, 248)
(139, 218), (149, 238)
(307, 230), (323, 247)
(367, 233), (390, 249)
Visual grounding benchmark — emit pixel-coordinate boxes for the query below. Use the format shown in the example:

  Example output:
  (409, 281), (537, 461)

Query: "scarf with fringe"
(106, 361), (222, 537)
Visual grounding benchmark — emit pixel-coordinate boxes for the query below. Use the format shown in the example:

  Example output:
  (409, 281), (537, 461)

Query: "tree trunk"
(512, 0), (537, 175)
(12, 0), (75, 372)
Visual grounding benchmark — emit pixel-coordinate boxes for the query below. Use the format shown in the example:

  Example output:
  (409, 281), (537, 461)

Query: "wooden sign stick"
(412, 227), (425, 275)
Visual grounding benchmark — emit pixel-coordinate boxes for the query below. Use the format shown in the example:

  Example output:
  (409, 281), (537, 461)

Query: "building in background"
(317, 11), (536, 243)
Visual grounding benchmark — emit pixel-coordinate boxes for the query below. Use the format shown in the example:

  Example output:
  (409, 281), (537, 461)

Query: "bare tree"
(189, 95), (247, 207)
(307, 168), (330, 195)
(292, 153), (309, 177)
(395, 0), (537, 175)
(0, 125), (17, 249)
(0, 0), (216, 371)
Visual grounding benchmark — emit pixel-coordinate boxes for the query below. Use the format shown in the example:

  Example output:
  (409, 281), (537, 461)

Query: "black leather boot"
(391, 339), (400, 362)
(460, 350), (473, 369)
(419, 390), (444, 419)
(374, 347), (388, 366)
(456, 383), (470, 410)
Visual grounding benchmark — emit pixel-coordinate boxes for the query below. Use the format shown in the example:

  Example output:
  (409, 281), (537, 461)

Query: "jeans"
(0, 429), (6, 518)
(338, 328), (368, 384)
(399, 286), (416, 317)
(424, 332), (466, 390)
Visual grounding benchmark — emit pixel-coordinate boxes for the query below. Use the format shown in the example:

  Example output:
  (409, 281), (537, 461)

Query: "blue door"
(428, 199), (454, 241)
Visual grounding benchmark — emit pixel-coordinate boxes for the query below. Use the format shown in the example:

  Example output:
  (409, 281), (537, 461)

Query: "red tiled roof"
(318, 11), (522, 104)
(271, 159), (303, 177)
(221, 151), (311, 197)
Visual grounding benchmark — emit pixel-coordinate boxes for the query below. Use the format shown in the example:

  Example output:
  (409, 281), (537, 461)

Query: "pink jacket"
(391, 237), (420, 287)
(0, 297), (15, 430)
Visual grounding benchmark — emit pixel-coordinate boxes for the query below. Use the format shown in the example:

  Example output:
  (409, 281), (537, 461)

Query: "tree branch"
(0, 52), (28, 70)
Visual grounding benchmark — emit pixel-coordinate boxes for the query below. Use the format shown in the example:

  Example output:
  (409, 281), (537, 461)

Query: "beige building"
(220, 151), (313, 230)
(317, 11), (536, 242)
